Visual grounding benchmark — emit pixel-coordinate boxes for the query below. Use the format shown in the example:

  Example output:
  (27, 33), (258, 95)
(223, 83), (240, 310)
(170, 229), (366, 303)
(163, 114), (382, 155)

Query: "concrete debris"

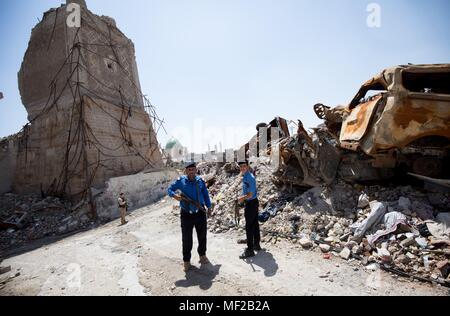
(400, 237), (416, 248)
(376, 246), (392, 263)
(339, 248), (352, 260)
(350, 201), (387, 241)
(415, 237), (429, 249)
(319, 244), (331, 253)
(196, 154), (450, 285)
(0, 193), (98, 250)
(299, 238), (313, 249)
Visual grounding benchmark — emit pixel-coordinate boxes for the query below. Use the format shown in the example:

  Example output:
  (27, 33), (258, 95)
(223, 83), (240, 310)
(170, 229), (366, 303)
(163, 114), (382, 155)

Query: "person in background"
(118, 192), (128, 226)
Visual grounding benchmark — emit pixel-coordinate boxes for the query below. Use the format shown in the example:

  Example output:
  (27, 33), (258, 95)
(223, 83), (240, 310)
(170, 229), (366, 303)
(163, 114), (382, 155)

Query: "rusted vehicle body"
(246, 64), (449, 187)
(315, 64), (450, 181)
(239, 117), (291, 158)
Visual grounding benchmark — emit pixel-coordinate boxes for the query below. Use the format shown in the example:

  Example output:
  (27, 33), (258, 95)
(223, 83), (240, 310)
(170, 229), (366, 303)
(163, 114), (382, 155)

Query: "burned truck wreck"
(271, 64), (450, 187)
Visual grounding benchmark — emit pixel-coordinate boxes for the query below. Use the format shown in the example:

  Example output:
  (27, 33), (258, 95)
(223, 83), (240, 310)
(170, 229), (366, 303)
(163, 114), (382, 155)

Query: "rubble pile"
(198, 158), (282, 233)
(0, 193), (97, 251)
(200, 159), (450, 285)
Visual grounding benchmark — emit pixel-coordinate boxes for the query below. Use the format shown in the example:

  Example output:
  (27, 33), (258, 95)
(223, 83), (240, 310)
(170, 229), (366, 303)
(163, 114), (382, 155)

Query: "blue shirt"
(243, 171), (258, 201)
(167, 176), (212, 214)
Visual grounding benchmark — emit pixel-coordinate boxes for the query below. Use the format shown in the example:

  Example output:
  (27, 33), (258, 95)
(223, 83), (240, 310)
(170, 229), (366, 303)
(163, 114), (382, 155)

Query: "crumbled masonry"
(195, 158), (450, 286)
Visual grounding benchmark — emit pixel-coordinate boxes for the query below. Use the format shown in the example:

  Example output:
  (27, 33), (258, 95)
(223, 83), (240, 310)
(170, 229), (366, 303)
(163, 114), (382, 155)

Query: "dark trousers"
(181, 212), (207, 262)
(245, 199), (260, 251)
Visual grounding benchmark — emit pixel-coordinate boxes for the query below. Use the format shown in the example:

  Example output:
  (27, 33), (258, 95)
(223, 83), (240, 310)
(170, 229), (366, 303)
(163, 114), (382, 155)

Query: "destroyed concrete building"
(1, 0), (168, 218)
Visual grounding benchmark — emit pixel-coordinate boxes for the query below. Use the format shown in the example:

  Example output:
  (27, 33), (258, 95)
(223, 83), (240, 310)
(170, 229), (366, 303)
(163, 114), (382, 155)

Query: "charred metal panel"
(340, 95), (382, 150)
(361, 94), (450, 156)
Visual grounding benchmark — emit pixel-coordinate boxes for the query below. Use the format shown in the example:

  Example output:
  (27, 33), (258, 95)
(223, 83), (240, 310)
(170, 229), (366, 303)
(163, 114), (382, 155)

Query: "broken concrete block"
(333, 223), (344, 236)
(400, 237), (416, 248)
(351, 246), (363, 255)
(406, 252), (417, 260)
(319, 244), (331, 253)
(299, 238), (313, 249)
(376, 247), (392, 263)
(339, 247), (351, 260)
(415, 237), (428, 249)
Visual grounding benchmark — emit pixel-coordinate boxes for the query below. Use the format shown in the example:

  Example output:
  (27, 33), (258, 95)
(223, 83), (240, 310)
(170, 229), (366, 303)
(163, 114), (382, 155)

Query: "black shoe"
(239, 249), (255, 259)
(254, 244), (262, 251)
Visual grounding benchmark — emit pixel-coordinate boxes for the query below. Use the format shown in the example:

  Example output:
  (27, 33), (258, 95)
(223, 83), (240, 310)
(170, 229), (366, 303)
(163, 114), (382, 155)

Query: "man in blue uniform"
(168, 162), (213, 272)
(237, 161), (261, 259)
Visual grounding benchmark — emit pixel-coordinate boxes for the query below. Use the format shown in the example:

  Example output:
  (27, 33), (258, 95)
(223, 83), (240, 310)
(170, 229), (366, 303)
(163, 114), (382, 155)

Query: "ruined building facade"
(1, 0), (164, 209)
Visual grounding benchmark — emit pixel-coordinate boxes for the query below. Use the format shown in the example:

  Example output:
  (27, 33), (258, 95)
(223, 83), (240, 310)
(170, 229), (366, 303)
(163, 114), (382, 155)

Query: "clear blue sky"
(0, 0), (449, 152)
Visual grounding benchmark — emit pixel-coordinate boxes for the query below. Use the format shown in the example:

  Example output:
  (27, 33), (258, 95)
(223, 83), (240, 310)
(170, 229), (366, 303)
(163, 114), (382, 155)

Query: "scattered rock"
(415, 237), (428, 249)
(400, 238), (416, 248)
(406, 252), (417, 260)
(376, 247), (392, 263)
(339, 248), (351, 260)
(396, 254), (411, 265)
(299, 238), (313, 249)
(319, 244), (331, 253)
(0, 193), (100, 250)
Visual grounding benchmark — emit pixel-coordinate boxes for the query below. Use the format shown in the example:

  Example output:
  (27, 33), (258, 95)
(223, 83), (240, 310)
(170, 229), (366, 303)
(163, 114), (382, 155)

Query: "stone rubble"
(0, 193), (99, 251)
(195, 158), (450, 285)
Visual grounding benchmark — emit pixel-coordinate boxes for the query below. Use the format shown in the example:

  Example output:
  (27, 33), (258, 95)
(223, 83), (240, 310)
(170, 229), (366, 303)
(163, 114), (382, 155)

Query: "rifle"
(180, 193), (207, 214)
(234, 198), (242, 227)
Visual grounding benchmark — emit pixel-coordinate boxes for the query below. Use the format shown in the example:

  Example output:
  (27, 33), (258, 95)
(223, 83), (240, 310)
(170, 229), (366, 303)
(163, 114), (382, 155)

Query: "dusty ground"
(0, 199), (448, 296)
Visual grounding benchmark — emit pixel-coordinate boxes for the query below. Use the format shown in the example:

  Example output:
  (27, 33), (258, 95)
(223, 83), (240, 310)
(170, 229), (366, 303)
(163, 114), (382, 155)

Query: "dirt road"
(0, 199), (448, 296)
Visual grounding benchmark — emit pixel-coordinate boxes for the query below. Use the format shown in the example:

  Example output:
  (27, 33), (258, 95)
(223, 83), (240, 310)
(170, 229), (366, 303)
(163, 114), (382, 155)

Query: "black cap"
(184, 161), (197, 169)
(238, 161), (249, 166)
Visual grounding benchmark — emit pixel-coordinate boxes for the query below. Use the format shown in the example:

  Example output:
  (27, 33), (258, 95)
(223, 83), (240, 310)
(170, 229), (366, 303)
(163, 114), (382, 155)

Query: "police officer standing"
(168, 162), (213, 272)
(237, 161), (262, 259)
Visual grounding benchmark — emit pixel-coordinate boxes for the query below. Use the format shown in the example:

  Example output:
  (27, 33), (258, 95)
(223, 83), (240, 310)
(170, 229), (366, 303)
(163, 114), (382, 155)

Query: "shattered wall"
(9, 0), (164, 211)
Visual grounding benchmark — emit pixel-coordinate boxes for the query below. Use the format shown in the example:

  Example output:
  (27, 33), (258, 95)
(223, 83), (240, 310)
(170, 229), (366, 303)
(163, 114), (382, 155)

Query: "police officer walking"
(237, 161), (262, 259)
(168, 162), (213, 272)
